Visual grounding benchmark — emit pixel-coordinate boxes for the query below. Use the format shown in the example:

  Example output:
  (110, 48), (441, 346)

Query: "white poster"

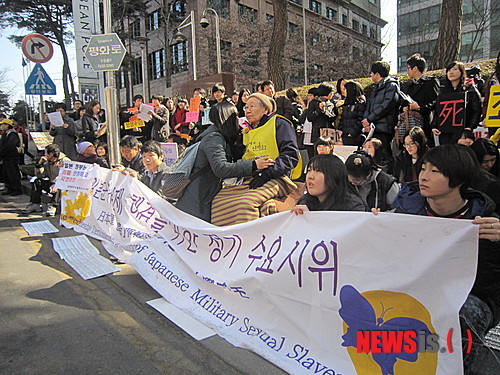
(60, 166), (479, 375)
(54, 161), (97, 193)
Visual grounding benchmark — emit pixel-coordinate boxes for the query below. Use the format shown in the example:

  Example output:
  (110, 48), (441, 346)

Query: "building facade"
(397, 0), (500, 73)
(116, 0), (386, 105)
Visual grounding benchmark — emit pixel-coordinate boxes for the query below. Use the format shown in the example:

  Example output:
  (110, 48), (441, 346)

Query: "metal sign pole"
(102, 0), (121, 166)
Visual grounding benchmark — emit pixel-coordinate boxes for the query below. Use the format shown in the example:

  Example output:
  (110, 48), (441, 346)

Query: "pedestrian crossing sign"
(485, 84), (500, 127)
(25, 63), (56, 95)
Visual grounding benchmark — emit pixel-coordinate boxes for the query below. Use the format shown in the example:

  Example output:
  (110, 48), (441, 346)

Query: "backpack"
(161, 141), (205, 199)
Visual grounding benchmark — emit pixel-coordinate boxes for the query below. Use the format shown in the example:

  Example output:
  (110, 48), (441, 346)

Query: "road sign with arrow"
(21, 34), (54, 64)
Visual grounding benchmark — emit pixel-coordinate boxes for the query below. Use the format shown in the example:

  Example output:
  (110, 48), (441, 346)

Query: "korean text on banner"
(60, 165), (478, 375)
(55, 161), (97, 193)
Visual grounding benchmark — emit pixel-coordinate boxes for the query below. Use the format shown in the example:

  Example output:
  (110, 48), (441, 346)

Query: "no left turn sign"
(21, 34), (54, 64)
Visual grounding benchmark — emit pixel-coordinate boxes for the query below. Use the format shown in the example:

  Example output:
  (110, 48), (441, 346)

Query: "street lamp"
(136, 36), (150, 101)
(173, 10), (197, 81)
(200, 8), (221, 74)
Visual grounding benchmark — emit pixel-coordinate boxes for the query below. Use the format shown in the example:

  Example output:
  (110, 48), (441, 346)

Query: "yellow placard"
(124, 120), (145, 130)
(30, 132), (54, 150)
(485, 84), (500, 127)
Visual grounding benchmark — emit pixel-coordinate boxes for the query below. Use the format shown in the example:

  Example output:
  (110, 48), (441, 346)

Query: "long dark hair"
(298, 154), (351, 211)
(85, 99), (100, 117)
(236, 88), (250, 116)
(470, 138), (500, 177)
(344, 81), (364, 105)
(209, 101), (240, 145)
(397, 127), (428, 182)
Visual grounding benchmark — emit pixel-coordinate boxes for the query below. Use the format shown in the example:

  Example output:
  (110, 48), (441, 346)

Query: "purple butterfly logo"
(339, 285), (433, 375)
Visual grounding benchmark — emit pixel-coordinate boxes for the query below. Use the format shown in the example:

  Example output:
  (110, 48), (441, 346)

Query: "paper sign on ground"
(21, 220), (59, 235)
(147, 298), (216, 340)
(63, 253), (120, 280)
(47, 111), (64, 127)
(52, 235), (100, 259)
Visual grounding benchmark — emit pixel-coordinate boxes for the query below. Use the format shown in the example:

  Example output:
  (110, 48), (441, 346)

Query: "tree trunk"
(430, 0), (463, 70)
(267, 0), (288, 91)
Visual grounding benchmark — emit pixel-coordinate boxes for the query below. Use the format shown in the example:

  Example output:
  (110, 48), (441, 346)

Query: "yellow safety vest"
(242, 114), (302, 179)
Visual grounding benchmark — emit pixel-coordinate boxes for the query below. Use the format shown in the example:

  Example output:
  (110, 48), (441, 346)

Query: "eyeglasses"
(403, 142), (417, 148)
(244, 105), (261, 112)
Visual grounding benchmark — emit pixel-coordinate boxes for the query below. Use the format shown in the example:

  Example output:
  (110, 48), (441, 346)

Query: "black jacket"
(404, 74), (440, 131)
(432, 83), (482, 132)
(0, 129), (20, 162)
(364, 76), (401, 134)
(303, 98), (336, 142)
(81, 113), (100, 142)
(339, 101), (367, 144)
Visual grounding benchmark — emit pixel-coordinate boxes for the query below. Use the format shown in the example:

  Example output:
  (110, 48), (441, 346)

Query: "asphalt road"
(0, 193), (286, 375)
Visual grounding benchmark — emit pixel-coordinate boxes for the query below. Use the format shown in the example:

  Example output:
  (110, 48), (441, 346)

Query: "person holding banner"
(386, 144), (500, 373)
(176, 101), (274, 222)
(431, 61), (482, 145)
(291, 154), (365, 214)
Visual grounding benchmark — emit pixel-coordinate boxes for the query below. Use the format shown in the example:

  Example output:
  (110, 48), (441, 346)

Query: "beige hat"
(248, 93), (276, 113)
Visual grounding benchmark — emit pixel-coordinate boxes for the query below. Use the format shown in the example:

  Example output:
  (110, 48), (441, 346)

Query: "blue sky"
(0, 1), (397, 107)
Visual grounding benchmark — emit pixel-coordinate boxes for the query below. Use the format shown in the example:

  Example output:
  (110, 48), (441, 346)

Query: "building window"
(326, 7), (336, 21)
(289, 0), (302, 5)
(362, 24), (368, 35)
(369, 0), (377, 3)
(266, 14), (274, 24)
(290, 58), (304, 82)
(370, 27), (376, 39)
(312, 64), (323, 71)
(352, 19), (359, 32)
(171, 41), (188, 74)
(238, 4), (257, 22)
(353, 46), (360, 59)
(118, 68), (127, 89)
(149, 49), (165, 80)
(289, 22), (299, 34)
(147, 10), (161, 31)
(133, 58), (142, 85)
(172, 1), (186, 18)
(342, 14), (348, 26)
(309, 0), (321, 14)
(130, 19), (141, 38)
(207, 0), (230, 18)
(311, 33), (320, 46)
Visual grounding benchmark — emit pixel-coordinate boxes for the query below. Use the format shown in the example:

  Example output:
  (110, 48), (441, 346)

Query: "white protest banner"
(55, 161), (97, 193)
(60, 166), (478, 375)
(333, 145), (357, 161)
(159, 142), (179, 166)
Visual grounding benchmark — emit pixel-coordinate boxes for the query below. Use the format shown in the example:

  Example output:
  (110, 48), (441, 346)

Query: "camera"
(200, 17), (209, 28)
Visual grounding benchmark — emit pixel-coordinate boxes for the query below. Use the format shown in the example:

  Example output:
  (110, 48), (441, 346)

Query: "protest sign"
(30, 132), (54, 150)
(485, 84), (500, 127)
(332, 145), (357, 161)
(54, 161), (97, 193)
(47, 111), (64, 127)
(435, 92), (465, 130)
(60, 166), (478, 375)
(159, 142), (179, 166)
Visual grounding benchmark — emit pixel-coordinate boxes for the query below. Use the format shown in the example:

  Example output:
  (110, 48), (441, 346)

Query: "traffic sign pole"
(102, 0), (120, 167)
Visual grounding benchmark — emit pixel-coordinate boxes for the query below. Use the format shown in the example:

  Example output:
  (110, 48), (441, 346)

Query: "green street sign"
(84, 33), (127, 72)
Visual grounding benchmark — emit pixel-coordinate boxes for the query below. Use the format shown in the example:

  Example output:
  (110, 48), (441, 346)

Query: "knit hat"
(248, 93), (276, 113)
(76, 141), (93, 154)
